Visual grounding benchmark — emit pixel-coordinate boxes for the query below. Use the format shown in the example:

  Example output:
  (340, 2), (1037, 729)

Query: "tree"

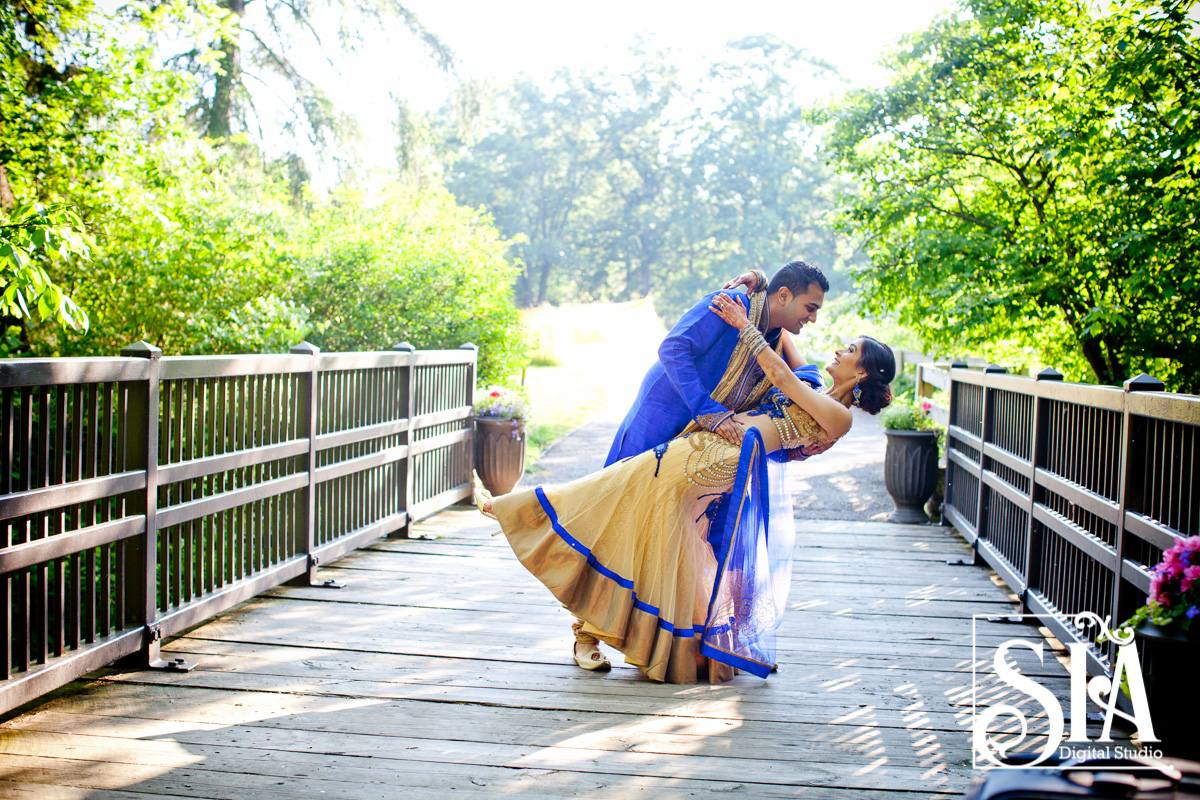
(181, 0), (454, 145)
(1, 0), (190, 349)
(443, 75), (612, 307)
(439, 40), (854, 321)
(827, 0), (1200, 390)
(657, 36), (849, 318)
(294, 182), (527, 384)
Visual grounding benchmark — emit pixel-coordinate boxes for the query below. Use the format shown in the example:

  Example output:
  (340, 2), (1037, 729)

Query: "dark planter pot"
(1134, 620), (1200, 758)
(475, 417), (526, 496)
(884, 429), (939, 524)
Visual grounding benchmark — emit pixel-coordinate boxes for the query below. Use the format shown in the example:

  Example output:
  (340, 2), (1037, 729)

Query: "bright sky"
(275, 0), (956, 174)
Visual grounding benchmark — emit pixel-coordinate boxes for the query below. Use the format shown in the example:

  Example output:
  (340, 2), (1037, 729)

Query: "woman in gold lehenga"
(479, 292), (897, 683)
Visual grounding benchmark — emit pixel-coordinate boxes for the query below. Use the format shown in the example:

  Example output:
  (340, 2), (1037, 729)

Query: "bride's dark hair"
(856, 337), (896, 415)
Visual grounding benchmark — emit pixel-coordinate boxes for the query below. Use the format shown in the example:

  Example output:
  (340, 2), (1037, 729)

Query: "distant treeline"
(407, 37), (857, 324)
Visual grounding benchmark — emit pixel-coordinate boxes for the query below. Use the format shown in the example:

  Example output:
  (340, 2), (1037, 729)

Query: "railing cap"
(1036, 367), (1064, 381)
(950, 359), (969, 369)
(459, 342), (479, 352)
(1124, 373), (1166, 393)
(289, 341), (321, 356)
(984, 364), (1007, 374)
(392, 341), (416, 353)
(120, 341), (162, 360)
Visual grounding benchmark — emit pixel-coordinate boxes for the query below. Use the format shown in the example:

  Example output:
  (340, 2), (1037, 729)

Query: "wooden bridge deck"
(0, 510), (1090, 799)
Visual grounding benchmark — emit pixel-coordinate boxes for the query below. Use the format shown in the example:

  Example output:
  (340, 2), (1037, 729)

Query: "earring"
(852, 381), (862, 408)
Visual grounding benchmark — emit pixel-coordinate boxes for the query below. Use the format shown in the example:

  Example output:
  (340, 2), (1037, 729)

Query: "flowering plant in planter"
(1116, 535), (1200, 633)
(474, 386), (531, 439)
(880, 400), (939, 432)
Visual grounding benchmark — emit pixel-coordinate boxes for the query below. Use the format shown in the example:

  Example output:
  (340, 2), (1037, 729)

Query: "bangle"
(738, 324), (769, 358)
(750, 269), (768, 293)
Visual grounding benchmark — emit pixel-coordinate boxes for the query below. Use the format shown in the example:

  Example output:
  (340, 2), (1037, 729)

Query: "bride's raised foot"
(573, 641), (611, 672)
(472, 471), (497, 520)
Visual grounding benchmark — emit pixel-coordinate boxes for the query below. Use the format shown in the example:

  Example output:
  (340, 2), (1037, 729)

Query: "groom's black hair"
(768, 260), (830, 297)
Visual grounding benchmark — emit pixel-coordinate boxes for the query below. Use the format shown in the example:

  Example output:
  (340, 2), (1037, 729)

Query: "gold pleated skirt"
(492, 431), (743, 683)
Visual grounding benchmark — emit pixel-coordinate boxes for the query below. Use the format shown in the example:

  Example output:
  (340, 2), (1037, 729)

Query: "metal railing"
(0, 341), (477, 714)
(923, 362), (1198, 675)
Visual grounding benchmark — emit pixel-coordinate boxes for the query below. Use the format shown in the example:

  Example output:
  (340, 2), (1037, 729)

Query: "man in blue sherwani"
(605, 260), (830, 466)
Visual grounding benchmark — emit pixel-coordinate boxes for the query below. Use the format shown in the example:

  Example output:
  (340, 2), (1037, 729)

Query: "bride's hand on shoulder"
(710, 293), (751, 329)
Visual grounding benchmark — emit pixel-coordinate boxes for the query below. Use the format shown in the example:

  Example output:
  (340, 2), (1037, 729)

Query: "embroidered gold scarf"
(680, 289), (782, 436)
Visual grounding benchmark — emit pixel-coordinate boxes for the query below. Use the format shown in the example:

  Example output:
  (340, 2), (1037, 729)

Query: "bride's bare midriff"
(731, 411), (785, 454)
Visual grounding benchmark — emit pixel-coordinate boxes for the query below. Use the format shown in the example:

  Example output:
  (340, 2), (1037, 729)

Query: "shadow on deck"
(0, 505), (1120, 799)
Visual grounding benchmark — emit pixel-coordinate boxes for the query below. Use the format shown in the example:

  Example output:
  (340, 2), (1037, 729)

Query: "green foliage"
(1, 0), (531, 377)
(50, 139), (303, 356)
(294, 183), (527, 385)
(827, 0), (1200, 392)
(880, 402), (939, 432)
(0, 204), (90, 331)
(1, 0), (195, 345)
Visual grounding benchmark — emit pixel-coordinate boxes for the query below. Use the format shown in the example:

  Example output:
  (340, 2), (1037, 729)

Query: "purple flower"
(1189, 606), (1199, 619)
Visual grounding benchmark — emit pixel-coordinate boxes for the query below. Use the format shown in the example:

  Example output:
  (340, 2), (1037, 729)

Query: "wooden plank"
(0, 745), (961, 799)
(0, 472), (146, 525)
(0, 358), (150, 390)
(160, 354), (312, 380)
(0, 723), (975, 792)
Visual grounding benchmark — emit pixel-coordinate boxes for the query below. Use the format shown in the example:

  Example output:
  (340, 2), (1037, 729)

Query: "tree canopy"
(827, 0), (1200, 390)
(0, 0), (527, 383)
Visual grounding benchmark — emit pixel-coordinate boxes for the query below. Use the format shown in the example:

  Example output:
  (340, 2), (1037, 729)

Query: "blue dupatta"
(700, 427), (794, 677)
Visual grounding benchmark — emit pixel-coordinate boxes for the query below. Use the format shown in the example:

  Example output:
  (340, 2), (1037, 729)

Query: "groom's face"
(776, 284), (825, 334)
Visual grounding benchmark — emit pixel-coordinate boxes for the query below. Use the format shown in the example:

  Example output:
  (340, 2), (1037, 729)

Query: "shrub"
(295, 182), (527, 385)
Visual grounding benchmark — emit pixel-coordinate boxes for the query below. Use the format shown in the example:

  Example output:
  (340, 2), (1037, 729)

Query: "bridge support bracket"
(305, 555), (346, 589)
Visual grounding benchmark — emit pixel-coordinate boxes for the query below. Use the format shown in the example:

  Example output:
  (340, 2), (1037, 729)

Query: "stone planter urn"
(474, 417), (526, 496)
(1134, 620), (1200, 758)
(883, 430), (939, 524)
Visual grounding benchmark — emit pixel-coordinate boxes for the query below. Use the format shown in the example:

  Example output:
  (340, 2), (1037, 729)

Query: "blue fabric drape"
(700, 428), (792, 677)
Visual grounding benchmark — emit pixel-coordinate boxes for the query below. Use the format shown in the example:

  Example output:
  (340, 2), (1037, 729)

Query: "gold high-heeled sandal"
(472, 470), (497, 520)
(573, 641), (611, 671)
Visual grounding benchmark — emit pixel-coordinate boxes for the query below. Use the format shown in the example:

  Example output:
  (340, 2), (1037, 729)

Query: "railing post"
(971, 364), (1007, 564)
(942, 360), (969, 527)
(460, 342), (479, 503)
(289, 342), (325, 585)
(119, 341), (185, 670)
(1020, 367), (1062, 611)
(1112, 373), (1166, 632)
(391, 342), (416, 539)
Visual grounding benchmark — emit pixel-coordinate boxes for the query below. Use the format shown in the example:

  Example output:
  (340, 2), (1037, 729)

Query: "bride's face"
(827, 338), (867, 384)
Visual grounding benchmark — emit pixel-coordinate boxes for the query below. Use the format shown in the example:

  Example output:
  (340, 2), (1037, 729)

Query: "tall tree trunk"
(0, 164), (14, 210)
(1103, 337), (1126, 385)
(206, 0), (246, 139)
(536, 257), (552, 306)
(1079, 336), (1115, 386)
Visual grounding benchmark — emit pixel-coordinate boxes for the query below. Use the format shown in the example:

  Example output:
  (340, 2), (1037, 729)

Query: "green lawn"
(523, 364), (612, 465)
(516, 298), (664, 468)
